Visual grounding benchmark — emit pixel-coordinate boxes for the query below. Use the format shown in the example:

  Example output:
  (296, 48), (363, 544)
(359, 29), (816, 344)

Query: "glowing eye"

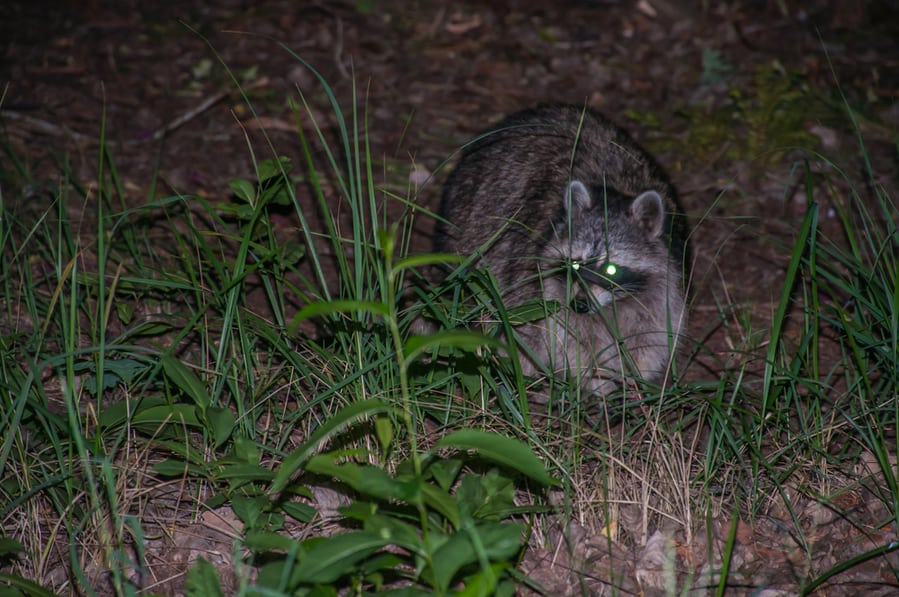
(604, 263), (618, 277)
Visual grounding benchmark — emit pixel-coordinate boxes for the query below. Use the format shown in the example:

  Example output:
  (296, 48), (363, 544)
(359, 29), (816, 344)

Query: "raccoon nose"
(571, 297), (591, 314)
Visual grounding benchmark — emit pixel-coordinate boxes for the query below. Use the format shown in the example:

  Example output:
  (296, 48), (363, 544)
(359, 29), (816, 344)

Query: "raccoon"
(434, 104), (689, 395)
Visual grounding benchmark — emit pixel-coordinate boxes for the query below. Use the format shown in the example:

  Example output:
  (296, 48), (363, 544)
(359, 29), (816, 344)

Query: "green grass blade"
(434, 430), (558, 487)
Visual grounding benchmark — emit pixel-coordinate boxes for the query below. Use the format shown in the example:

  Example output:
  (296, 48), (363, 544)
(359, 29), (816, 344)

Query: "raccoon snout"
(571, 287), (612, 313)
(571, 296), (592, 314)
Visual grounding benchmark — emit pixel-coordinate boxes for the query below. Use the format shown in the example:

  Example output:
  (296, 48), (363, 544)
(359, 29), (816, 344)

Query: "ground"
(2, 0), (898, 594)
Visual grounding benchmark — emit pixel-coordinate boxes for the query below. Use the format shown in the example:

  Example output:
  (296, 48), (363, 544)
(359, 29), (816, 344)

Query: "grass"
(1, 46), (898, 596)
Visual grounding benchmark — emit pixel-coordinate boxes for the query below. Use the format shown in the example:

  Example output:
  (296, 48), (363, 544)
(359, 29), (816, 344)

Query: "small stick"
(142, 77), (269, 144)
(0, 110), (96, 146)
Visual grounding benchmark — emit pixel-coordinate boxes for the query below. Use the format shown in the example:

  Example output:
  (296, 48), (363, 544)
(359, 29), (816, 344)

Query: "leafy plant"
(629, 61), (823, 171)
(241, 421), (554, 595)
(143, 43), (558, 595)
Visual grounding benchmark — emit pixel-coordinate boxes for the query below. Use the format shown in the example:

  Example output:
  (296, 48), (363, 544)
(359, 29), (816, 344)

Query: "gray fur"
(435, 104), (689, 394)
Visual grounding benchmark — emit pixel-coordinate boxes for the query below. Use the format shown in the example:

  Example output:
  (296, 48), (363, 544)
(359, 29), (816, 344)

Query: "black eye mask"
(568, 259), (646, 294)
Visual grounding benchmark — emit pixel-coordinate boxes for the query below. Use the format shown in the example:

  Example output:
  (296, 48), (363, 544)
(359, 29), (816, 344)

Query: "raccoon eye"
(569, 259), (619, 282)
(600, 262), (619, 277)
(569, 259), (643, 293)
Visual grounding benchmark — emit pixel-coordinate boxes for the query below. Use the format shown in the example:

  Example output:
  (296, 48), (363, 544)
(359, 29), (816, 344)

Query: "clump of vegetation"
(0, 48), (558, 596)
(629, 61), (824, 171)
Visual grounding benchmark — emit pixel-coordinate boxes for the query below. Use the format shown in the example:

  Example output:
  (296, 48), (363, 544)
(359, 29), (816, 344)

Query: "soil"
(2, 0), (899, 594)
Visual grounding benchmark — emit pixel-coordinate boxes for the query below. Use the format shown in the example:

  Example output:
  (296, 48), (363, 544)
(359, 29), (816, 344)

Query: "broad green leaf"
(403, 331), (502, 366)
(203, 493), (228, 510)
(294, 531), (389, 584)
(392, 252), (465, 273)
(458, 562), (514, 597)
(356, 552), (406, 577)
(419, 482), (460, 528)
(338, 501), (378, 521)
(428, 458), (463, 492)
(456, 470), (515, 520)
(256, 559), (300, 592)
(271, 399), (393, 494)
(0, 573), (57, 597)
(124, 319), (179, 337)
(257, 156), (292, 181)
(161, 355), (211, 411)
(281, 501), (316, 523)
(152, 458), (208, 477)
(304, 456), (419, 504)
(434, 430), (558, 487)
(244, 530), (298, 552)
(106, 357), (145, 382)
(115, 300), (135, 324)
(232, 495), (270, 528)
(261, 509), (287, 533)
(104, 403), (203, 439)
(375, 416), (393, 455)
(362, 514), (426, 556)
(82, 358), (146, 394)
(99, 395), (166, 428)
(132, 404), (202, 427)
(215, 202), (254, 220)
(185, 557), (225, 597)
(82, 372), (118, 395)
(292, 300), (390, 325)
(278, 240), (306, 265)
(0, 537), (24, 556)
(259, 182), (291, 208)
(151, 439), (206, 464)
(214, 463), (275, 483)
(429, 523), (523, 591)
(427, 533), (476, 590)
(232, 436), (261, 464)
(203, 406), (235, 448)
(229, 178), (256, 204)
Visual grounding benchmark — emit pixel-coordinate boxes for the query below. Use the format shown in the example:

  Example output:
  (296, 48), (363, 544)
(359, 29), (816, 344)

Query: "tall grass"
(0, 48), (559, 595)
(683, 154), (899, 592)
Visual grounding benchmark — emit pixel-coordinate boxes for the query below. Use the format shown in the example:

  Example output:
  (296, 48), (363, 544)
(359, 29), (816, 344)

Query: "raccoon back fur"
(434, 104), (689, 395)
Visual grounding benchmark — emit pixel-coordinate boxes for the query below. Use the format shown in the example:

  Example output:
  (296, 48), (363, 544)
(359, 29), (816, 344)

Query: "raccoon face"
(569, 259), (648, 312)
(547, 180), (670, 313)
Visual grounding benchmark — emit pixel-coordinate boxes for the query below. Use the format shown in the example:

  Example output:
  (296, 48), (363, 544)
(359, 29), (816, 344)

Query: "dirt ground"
(4, 0), (897, 307)
(2, 0), (899, 594)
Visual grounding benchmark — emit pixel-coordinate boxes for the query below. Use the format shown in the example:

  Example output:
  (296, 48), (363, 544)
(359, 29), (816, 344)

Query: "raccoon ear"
(566, 180), (592, 212)
(630, 190), (666, 238)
